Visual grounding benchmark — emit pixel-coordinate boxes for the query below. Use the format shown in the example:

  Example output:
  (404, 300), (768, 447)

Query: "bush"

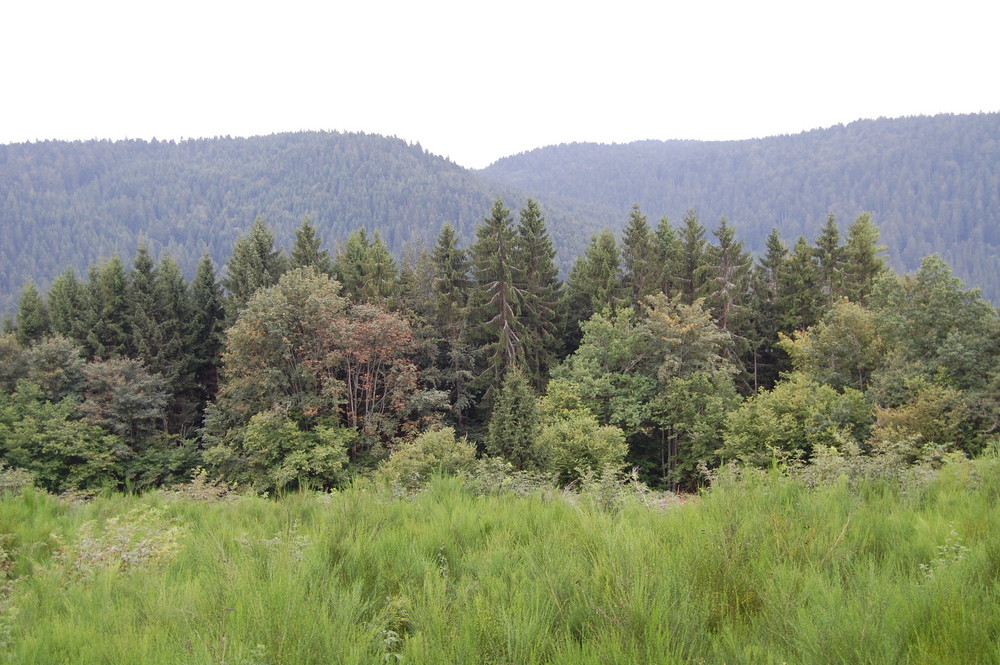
(533, 410), (627, 483)
(377, 427), (476, 491)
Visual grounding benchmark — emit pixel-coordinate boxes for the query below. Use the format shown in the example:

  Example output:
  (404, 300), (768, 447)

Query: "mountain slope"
(0, 131), (600, 313)
(483, 113), (1000, 301)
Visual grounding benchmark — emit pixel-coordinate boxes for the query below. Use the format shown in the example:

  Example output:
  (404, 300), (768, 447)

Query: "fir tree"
(46, 268), (85, 340)
(842, 213), (887, 304)
(653, 216), (682, 299)
(485, 367), (540, 470)
(15, 281), (49, 347)
(290, 217), (334, 275)
(190, 253), (226, 409)
(83, 255), (132, 360)
(814, 214), (845, 305)
(469, 199), (523, 398)
(513, 199), (561, 387)
(678, 209), (709, 304)
(223, 216), (286, 319)
(621, 205), (658, 308)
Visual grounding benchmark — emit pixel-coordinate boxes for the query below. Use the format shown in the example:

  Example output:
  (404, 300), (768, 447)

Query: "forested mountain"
(1, 113), (998, 314)
(484, 113), (1000, 301)
(0, 132), (601, 313)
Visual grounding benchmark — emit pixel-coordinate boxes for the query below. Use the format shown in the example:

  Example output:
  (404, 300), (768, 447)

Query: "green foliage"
(80, 358), (167, 448)
(377, 427), (477, 490)
(0, 381), (123, 492)
(533, 410), (627, 483)
(14, 282), (49, 347)
(722, 372), (873, 466)
(223, 216), (287, 318)
(289, 217), (334, 275)
(485, 368), (540, 469)
(24, 335), (86, 401)
(206, 409), (352, 493)
(779, 299), (887, 391)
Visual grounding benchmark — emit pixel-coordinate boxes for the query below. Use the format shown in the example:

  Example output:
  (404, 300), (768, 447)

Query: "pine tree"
(678, 209), (709, 304)
(814, 214), (845, 305)
(430, 224), (476, 422)
(190, 254), (226, 410)
(335, 227), (399, 303)
(513, 199), (561, 387)
(842, 213), (887, 304)
(485, 367), (540, 470)
(223, 216), (286, 319)
(83, 255), (132, 360)
(653, 216), (682, 299)
(290, 217), (334, 275)
(749, 229), (790, 390)
(47, 268), (85, 340)
(469, 199), (524, 397)
(15, 281), (49, 347)
(621, 205), (658, 308)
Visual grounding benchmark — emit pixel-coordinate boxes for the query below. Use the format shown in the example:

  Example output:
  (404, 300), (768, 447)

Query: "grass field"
(1, 455), (999, 664)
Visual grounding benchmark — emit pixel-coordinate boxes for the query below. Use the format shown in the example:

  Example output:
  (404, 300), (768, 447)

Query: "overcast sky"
(3, 0), (998, 169)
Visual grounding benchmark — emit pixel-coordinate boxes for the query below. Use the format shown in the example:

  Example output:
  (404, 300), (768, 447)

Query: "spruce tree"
(749, 229), (790, 390)
(153, 255), (198, 432)
(128, 244), (160, 367)
(223, 216), (286, 319)
(15, 281), (49, 347)
(47, 268), (85, 340)
(621, 205), (658, 308)
(777, 237), (823, 333)
(563, 230), (624, 354)
(431, 224), (476, 421)
(190, 253), (226, 409)
(678, 209), (709, 304)
(513, 199), (561, 387)
(814, 214), (845, 305)
(290, 217), (334, 275)
(654, 216), (682, 299)
(702, 217), (753, 383)
(83, 255), (132, 360)
(485, 367), (540, 470)
(842, 213), (887, 304)
(469, 199), (523, 397)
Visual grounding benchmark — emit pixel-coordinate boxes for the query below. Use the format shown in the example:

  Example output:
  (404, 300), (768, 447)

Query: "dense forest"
(485, 113), (1000, 302)
(2, 201), (997, 495)
(1, 113), (998, 317)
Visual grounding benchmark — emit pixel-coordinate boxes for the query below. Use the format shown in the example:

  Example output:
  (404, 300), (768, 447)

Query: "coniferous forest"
(1, 119), (1000, 663)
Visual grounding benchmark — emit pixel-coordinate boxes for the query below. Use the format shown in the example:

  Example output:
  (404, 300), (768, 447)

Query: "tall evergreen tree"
(814, 214), (845, 305)
(702, 217), (753, 383)
(777, 237), (823, 333)
(469, 199), (524, 398)
(678, 209), (709, 304)
(153, 255), (198, 433)
(83, 255), (132, 360)
(621, 205), (658, 308)
(653, 216), (682, 299)
(290, 217), (334, 275)
(128, 244), (160, 367)
(842, 213), (887, 304)
(223, 216), (286, 319)
(190, 253), (226, 410)
(566, 231), (624, 318)
(15, 282), (49, 347)
(47, 268), (85, 341)
(749, 229), (790, 390)
(334, 227), (399, 303)
(513, 199), (561, 387)
(430, 224), (476, 422)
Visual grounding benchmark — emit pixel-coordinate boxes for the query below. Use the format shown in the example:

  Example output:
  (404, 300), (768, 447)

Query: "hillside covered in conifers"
(1, 112), (998, 314)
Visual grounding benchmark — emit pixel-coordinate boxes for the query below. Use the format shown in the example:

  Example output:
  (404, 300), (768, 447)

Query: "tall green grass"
(1, 455), (999, 664)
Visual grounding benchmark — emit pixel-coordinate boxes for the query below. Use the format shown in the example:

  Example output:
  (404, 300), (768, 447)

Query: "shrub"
(377, 427), (476, 491)
(533, 410), (627, 483)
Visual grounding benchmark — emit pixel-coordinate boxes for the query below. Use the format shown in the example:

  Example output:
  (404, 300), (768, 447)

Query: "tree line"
(2, 201), (998, 493)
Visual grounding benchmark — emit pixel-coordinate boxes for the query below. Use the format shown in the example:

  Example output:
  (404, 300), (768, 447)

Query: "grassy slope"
(1, 458), (999, 664)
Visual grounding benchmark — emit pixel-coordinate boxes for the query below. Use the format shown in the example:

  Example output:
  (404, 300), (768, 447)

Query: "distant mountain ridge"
(1, 113), (997, 313)
(482, 113), (1000, 301)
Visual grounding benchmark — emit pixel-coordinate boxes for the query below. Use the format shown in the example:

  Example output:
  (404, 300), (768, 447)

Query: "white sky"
(3, 0), (998, 169)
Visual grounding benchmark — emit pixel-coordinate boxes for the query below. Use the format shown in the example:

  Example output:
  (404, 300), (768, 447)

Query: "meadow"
(1, 455), (999, 664)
